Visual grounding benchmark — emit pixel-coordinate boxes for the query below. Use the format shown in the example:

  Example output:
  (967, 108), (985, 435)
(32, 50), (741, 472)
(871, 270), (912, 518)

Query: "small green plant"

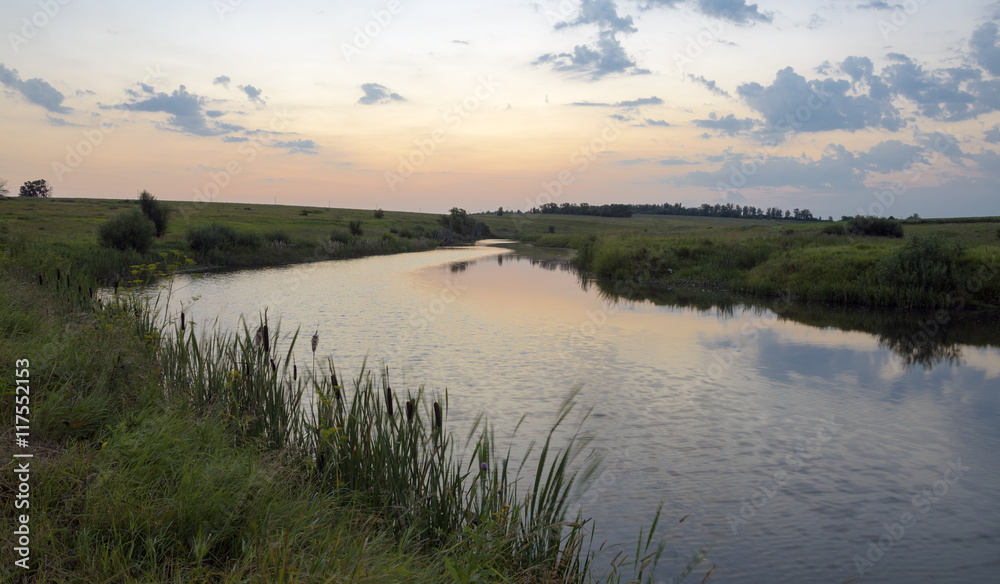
(349, 219), (364, 236)
(98, 209), (156, 253)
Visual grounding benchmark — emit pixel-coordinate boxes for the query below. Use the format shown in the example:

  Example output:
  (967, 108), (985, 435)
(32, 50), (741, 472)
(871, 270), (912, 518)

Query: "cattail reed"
(88, 287), (93, 299)
(262, 325), (270, 353)
(311, 330), (318, 353)
(180, 311), (185, 331)
(56, 268), (60, 281)
(293, 364), (297, 381)
(38, 274), (42, 286)
(385, 385), (393, 416)
(254, 326), (262, 347)
(433, 401), (442, 430)
(406, 399), (414, 421)
(114, 280), (119, 295)
(270, 358), (276, 372)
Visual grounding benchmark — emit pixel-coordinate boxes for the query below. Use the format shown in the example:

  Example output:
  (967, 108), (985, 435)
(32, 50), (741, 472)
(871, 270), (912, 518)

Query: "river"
(163, 241), (1000, 584)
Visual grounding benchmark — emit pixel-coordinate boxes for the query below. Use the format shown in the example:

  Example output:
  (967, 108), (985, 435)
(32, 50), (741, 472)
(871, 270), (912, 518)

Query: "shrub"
(878, 235), (964, 292)
(846, 215), (903, 238)
(98, 209), (156, 253)
(349, 219), (363, 236)
(267, 230), (292, 245)
(374, 208), (385, 219)
(547, 225), (555, 233)
(138, 190), (169, 237)
(186, 223), (238, 254)
(821, 224), (846, 236)
(330, 228), (353, 244)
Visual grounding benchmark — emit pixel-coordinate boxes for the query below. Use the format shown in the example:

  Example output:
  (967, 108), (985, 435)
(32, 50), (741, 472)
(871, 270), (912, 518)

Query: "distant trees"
(0, 178), (9, 197)
(629, 201), (821, 221)
(846, 215), (904, 238)
(138, 190), (170, 237)
(437, 207), (490, 243)
(531, 202), (632, 218)
(19, 179), (51, 198)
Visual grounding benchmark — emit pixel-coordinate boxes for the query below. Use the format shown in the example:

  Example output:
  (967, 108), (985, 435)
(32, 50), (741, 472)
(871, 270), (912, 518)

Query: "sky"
(2, 0), (1000, 218)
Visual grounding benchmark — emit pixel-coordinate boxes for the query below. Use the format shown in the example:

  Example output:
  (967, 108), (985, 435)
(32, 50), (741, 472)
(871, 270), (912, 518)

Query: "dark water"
(164, 241), (1000, 584)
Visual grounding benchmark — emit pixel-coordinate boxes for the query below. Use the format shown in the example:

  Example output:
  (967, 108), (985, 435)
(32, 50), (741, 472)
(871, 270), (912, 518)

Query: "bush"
(374, 208), (384, 219)
(878, 235), (964, 292)
(846, 215), (903, 238)
(186, 223), (238, 254)
(138, 190), (169, 237)
(267, 230), (292, 245)
(821, 224), (846, 235)
(349, 220), (363, 236)
(547, 225), (555, 233)
(98, 209), (156, 253)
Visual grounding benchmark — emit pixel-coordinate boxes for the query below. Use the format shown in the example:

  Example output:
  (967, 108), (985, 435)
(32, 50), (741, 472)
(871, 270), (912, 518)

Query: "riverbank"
(0, 232), (668, 582)
(479, 213), (1000, 309)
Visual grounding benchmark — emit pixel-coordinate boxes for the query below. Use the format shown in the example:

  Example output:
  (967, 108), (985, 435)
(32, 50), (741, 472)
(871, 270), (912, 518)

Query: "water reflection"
(465, 242), (1000, 371)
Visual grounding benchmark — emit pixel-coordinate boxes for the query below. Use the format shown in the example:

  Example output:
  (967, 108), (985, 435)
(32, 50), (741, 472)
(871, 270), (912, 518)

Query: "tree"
(373, 208), (385, 219)
(0, 178), (9, 197)
(138, 190), (170, 237)
(98, 209), (156, 253)
(19, 179), (51, 198)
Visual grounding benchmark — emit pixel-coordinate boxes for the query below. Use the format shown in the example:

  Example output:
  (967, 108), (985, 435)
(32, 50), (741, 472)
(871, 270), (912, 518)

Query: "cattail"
(262, 325), (270, 353)
(180, 311), (185, 331)
(114, 280), (119, 295)
(56, 268), (60, 281)
(270, 358), (276, 372)
(385, 385), (393, 416)
(38, 274), (43, 286)
(311, 330), (319, 353)
(88, 287), (93, 299)
(78, 284), (82, 295)
(406, 399), (414, 421)
(293, 364), (297, 381)
(254, 326), (262, 347)
(433, 401), (442, 430)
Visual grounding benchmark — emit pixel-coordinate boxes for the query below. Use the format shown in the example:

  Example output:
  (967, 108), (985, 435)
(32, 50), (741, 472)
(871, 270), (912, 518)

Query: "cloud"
(358, 83), (405, 105)
(676, 144), (866, 192)
(644, 118), (671, 126)
(688, 74), (731, 98)
(618, 96), (663, 107)
(985, 124), (1000, 143)
(535, 31), (649, 78)
(880, 60), (987, 121)
(856, 139), (927, 172)
(554, 0), (637, 34)
(46, 115), (83, 127)
(213, 75), (231, 88)
(641, 0), (771, 24)
(737, 66), (903, 134)
(0, 64), (71, 114)
(539, 0), (648, 79)
(696, 0), (771, 24)
(272, 138), (319, 154)
(857, 1), (898, 9)
(116, 85), (235, 136)
(693, 113), (756, 135)
(239, 84), (265, 106)
(970, 22), (1000, 76)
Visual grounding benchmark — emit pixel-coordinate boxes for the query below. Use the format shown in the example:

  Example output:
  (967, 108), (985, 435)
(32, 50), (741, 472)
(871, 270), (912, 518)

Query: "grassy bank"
(0, 239), (675, 582)
(479, 213), (1000, 309)
(0, 197), (447, 281)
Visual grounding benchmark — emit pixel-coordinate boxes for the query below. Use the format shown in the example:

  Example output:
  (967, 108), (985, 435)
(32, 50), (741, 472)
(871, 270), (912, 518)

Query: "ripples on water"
(162, 242), (999, 584)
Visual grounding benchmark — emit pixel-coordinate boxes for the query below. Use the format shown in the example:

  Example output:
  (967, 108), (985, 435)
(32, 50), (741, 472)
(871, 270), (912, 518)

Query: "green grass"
(0, 197), (447, 281)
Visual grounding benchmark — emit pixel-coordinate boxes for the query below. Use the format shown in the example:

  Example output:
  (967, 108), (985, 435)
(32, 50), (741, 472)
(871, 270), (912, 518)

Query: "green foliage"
(19, 178), (52, 198)
(846, 215), (904, 238)
(349, 219), (364, 236)
(374, 208), (385, 219)
(548, 224), (555, 233)
(138, 190), (170, 237)
(186, 223), (240, 254)
(822, 223), (846, 235)
(437, 207), (491, 243)
(878, 235), (964, 293)
(98, 208), (157, 253)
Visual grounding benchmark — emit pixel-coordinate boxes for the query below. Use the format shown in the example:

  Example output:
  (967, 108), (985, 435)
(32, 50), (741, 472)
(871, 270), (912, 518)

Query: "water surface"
(166, 242), (1000, 584)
